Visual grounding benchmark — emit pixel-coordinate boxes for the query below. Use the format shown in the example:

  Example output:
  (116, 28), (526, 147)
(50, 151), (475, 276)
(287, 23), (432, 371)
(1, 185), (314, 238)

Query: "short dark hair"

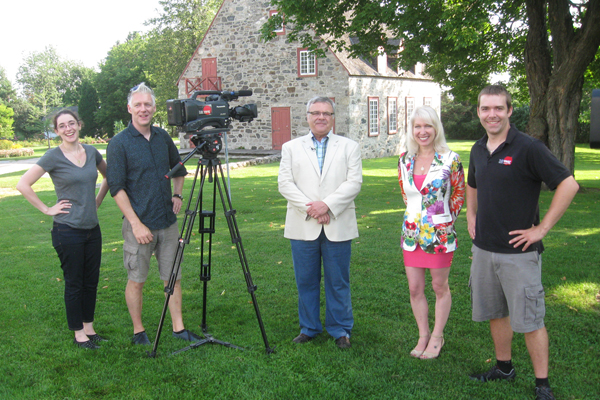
(478, 85), (512, 110)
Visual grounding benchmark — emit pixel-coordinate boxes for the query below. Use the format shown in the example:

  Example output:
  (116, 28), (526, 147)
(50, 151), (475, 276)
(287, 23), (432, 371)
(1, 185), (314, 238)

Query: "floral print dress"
(398, 151), (465, 255)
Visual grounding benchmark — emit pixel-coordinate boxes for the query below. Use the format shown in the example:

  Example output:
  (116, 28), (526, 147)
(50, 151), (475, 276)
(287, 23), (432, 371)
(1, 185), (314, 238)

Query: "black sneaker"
(470, 365), (516, 382)
(535, 386), (555, 400)
(87, 334), (108, 345)
(172, 329), (202, 342)
(132, 331), (151, 345)
(74, 339), (99, 350)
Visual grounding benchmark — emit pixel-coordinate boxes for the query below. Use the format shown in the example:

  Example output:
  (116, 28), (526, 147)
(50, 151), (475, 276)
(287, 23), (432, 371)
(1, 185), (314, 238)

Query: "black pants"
(51, 223), (102, 331)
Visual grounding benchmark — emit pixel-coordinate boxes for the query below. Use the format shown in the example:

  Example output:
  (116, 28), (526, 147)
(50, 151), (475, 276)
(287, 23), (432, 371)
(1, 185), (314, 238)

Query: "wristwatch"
(173, 194), (183, 200)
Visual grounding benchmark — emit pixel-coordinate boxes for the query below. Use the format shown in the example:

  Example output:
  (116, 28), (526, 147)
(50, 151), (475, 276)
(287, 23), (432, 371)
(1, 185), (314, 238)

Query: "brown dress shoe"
(335, 336), (351, 349)
(292, 333), (313, 343)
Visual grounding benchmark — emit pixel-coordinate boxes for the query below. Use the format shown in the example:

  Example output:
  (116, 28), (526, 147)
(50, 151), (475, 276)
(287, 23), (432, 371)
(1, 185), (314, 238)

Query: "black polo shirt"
(468, 125), (571, 254)
(107, 123), (187, 230)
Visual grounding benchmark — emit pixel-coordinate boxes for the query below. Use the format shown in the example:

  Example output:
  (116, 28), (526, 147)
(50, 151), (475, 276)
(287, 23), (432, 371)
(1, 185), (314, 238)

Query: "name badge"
(431, 214), (452, 224)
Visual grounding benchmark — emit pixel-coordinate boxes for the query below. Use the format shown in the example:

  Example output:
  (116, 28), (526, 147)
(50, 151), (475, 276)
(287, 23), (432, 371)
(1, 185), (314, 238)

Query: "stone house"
(177, 0), (441, 158)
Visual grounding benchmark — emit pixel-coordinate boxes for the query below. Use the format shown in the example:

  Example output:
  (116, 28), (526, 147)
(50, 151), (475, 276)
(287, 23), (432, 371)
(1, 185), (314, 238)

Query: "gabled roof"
(178, 0), (431, 83)
(332, 35), (425, 79)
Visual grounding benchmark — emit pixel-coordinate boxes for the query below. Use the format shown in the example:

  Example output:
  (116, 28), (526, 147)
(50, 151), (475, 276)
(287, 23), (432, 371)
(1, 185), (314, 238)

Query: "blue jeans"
(290, 230), (353, 339)
(51, 223), (102, 331)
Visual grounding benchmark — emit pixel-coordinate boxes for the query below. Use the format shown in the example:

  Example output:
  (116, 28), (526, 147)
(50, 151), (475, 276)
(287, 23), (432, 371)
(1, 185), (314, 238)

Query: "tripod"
(148, 131), (274, 357)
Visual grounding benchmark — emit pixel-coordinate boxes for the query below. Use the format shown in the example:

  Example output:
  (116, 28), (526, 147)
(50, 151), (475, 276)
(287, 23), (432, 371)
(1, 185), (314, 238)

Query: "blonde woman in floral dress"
(398, 106), (465, 359)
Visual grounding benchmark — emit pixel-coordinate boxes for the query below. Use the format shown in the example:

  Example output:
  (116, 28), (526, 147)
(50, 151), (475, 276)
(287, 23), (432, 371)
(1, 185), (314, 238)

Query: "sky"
(1, 0), (164, 85)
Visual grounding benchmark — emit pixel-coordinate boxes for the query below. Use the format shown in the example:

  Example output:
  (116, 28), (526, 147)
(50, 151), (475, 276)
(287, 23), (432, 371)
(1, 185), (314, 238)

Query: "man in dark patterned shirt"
(107, 83), (200, 345)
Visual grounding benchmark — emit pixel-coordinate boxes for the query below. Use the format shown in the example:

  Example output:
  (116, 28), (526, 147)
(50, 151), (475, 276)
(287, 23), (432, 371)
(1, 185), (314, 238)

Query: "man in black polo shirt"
(107, 83), (200, 345)
(466, 85), (579, 400)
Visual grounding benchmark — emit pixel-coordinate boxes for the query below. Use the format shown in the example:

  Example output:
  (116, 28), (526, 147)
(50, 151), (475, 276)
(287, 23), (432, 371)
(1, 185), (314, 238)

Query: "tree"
(78, 79), (100, 138)
(145, 0), (221, 125)
(262, 0), (600, 173)
(11, 99), (43, 139)
(62, 65), (97, 107)
(0, 67), (16, 104)
(16, 46), (65, 116)
(0, 103), (15, 138)
(95, 33), (151, 136)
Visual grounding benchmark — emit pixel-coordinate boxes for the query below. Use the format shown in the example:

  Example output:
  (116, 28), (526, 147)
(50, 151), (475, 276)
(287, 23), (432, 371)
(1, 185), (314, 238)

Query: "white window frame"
(269, 10), (285, 35)
(388, 97), (398, 134)
(405, 97), (415, 132)
(298, 49), (317, 77)
(368, 97), (380, 137)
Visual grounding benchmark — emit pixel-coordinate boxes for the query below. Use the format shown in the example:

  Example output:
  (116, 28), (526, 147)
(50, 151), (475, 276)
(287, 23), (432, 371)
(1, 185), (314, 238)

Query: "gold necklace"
(62, 145), (84, 165)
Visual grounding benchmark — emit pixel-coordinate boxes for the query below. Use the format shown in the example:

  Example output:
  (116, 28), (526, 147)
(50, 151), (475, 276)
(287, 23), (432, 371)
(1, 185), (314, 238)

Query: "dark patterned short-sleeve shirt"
(107, 123), (187, 230)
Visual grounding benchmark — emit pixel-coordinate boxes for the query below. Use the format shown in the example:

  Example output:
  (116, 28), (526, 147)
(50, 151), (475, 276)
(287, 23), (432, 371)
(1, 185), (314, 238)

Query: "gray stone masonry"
(178, 0), (441, 159)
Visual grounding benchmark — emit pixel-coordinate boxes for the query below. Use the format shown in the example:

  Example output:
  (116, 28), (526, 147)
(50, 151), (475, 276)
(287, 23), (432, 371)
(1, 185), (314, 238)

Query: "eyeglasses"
(307, 111), (334, 117)
(57, 121), (79, 130)
(130, 84), (140, 92)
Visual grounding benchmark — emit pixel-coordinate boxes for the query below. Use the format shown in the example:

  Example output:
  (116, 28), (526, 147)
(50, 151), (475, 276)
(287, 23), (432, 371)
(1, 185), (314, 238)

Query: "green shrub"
(0, 139), (13, 150)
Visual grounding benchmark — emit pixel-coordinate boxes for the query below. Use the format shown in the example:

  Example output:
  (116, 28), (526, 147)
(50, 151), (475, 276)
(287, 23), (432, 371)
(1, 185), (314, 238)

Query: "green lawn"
(0, 141), (598, 399)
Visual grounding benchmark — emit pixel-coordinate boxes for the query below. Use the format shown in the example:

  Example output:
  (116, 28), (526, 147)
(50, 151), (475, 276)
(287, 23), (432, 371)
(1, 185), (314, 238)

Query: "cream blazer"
(278, 133), (362, 241)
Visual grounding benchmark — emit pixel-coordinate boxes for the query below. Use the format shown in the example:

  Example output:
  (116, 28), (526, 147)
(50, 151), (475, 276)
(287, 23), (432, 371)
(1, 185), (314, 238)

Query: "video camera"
(167, 90), (257, 134)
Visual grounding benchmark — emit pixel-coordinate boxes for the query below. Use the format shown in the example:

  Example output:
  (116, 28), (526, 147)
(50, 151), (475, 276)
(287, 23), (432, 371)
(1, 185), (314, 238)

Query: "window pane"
(389, 98), (397, 132)
(369, 99), (379, 135)
(300, 51), (315, 75)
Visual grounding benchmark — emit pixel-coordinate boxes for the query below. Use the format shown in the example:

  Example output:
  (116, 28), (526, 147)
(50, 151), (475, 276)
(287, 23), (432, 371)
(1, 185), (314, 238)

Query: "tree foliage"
(263, 0), (600, 173)
(95, 33), (151, 136)
(14, 47), (95, 139)
(93, 0), (220, 135)
(0, 103), (15, 138)
(145, 0), (221, 124)
(78, 79), (100, 138)
(0, 67), (16, 104)
(5, 1), (221, 139)
(11, 99), (43, 139)
(62, 65), (97, 107)
(17, 46), (69, 114)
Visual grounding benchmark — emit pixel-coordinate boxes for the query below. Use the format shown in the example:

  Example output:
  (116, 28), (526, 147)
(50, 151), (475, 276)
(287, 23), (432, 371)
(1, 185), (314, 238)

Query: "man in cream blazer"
(278, 96), (362, 349)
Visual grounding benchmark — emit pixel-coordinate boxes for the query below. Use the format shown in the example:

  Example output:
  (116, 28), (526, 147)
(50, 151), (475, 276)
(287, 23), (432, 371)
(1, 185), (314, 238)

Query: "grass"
(0, 141), (598, 399)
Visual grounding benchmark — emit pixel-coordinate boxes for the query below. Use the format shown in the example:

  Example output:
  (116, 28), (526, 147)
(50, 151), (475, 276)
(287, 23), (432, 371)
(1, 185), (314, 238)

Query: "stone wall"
(179, 0), (349, 151)
(348, 77), (442, 159)
(178, 0), (441, 159)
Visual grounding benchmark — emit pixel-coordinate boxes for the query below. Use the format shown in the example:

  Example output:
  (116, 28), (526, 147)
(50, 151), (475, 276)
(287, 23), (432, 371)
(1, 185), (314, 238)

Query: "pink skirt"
(403, 245), (453, 269)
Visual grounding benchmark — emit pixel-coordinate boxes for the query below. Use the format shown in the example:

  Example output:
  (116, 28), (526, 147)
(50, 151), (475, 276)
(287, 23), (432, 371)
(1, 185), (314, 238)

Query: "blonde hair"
(405, 106), (450, 156)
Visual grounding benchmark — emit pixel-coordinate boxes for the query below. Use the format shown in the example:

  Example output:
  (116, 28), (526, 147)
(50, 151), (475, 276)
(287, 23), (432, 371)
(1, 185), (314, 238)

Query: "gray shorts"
(469, 244), (545, 333)
(122, 219), (182, 283)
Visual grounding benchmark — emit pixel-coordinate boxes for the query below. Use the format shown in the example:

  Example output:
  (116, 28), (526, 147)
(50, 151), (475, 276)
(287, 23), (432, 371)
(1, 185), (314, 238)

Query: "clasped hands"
(306, 201), (330, 225)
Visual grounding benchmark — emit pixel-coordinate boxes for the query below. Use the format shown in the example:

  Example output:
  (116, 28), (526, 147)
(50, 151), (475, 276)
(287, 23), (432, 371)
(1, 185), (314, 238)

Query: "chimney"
(377, 46), (387, 75)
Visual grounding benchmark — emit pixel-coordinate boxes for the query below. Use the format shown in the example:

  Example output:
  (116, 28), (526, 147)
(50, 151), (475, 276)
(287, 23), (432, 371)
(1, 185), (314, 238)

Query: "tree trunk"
(524, 0), (551, 145)
(525, 0), (600, 175)
(545, 79), (584, 173)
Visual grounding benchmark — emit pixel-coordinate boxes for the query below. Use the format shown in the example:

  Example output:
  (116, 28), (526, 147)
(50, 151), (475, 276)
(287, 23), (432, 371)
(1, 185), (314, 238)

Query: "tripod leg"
(213, 161), (275, 354)
(148, 159), (206, 357)
(198, 171), (217, 333)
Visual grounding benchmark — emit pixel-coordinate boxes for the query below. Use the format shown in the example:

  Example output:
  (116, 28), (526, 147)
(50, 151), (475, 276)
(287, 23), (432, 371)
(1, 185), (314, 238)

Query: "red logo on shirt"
(499, 156), (512, 165)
